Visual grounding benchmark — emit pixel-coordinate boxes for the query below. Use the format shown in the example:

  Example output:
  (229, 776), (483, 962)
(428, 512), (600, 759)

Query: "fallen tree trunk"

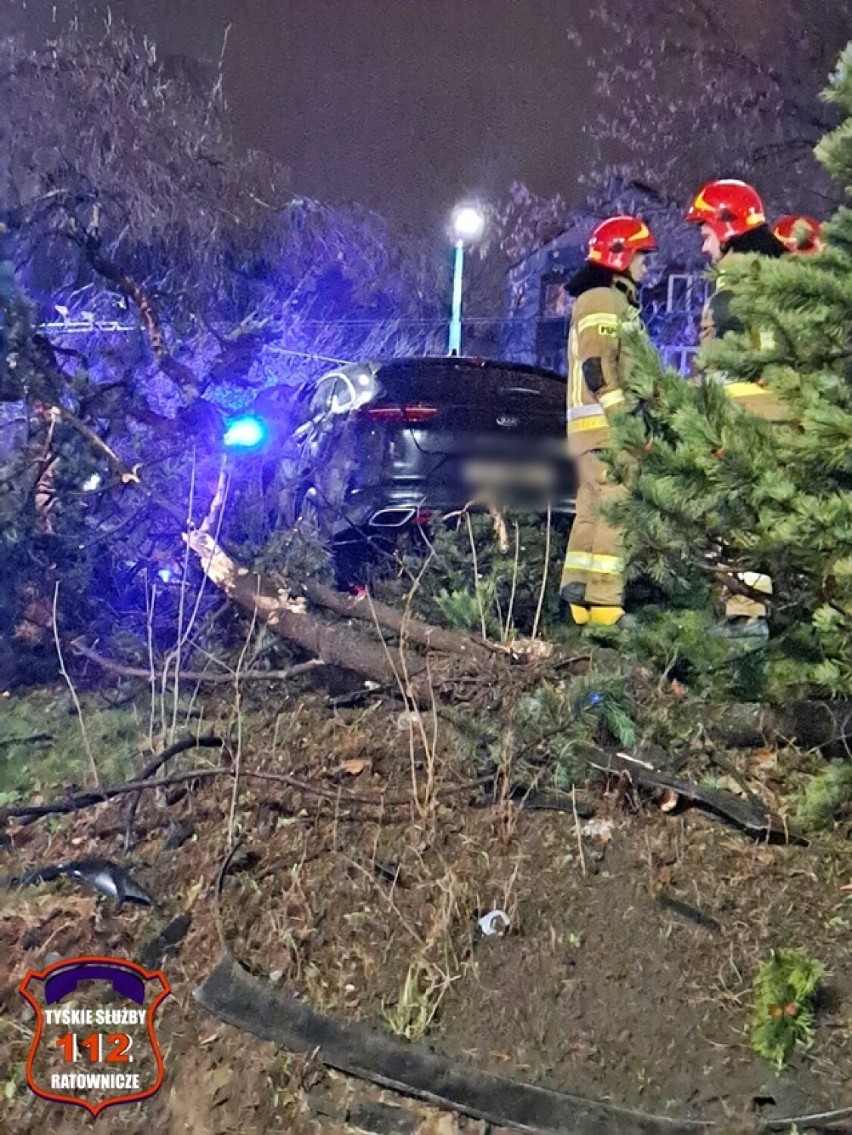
(302, 579), (495, 664)
(186, 531), (503, 707)
(702, 701), (852, 757)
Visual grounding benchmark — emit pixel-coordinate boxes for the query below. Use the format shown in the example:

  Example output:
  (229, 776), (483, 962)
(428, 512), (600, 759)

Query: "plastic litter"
(477, 908), (511, 937)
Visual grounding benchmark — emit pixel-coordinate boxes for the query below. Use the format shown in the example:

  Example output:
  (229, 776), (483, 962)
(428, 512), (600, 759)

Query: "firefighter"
(773, 214), (824, 256)
(560, 215), (657, 627)
(685, 178), (795, 635)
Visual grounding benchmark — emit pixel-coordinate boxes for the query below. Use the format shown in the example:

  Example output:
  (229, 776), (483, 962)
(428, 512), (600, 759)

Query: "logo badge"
(19, 955), (171, 1118)
(495, 415), (519, 429)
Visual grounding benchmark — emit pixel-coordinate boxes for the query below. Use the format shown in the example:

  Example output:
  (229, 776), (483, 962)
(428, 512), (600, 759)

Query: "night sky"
(9, 0), (598, 238)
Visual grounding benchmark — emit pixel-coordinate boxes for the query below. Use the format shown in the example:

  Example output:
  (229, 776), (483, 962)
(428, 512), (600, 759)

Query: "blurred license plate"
(462, 459), (555, 492)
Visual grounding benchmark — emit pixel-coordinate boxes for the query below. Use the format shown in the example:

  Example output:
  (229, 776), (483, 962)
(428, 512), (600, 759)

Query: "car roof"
(296, 357), (567, 396)
(370, 357), (566, 382)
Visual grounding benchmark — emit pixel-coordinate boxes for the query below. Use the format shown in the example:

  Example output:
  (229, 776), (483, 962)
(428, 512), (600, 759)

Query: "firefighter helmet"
(586, 215), (657, 273)
(685, 180), (766, 243)
(772, 214), (823, 255)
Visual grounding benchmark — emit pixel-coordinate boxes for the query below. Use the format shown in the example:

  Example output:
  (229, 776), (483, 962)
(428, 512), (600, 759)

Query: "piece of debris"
(137, 913), (192, 968)
(602, 753), (806, 843)
(477, 909), (510, 937)
(658, 789), (680, 814)
(372, 859), (402, 886)
(195, 953), (717, 1134)
(14, 858), (154, 907)
(164, 819), (195, 850)
(656, 890), (721, 935)
(329, 681), (382, 709)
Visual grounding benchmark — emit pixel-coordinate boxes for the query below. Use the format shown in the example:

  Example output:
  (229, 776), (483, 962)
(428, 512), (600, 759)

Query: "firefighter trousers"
(560, 451), (626, 608)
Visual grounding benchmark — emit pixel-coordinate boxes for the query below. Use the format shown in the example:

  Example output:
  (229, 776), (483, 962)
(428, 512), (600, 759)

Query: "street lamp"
(448, 203), (485, 356)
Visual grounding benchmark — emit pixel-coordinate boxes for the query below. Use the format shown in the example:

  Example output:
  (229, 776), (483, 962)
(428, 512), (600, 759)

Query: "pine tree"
(606, 46), (852, 698)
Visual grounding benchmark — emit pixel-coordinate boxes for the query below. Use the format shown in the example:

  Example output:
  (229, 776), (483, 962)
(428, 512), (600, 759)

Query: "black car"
(260, 356), (576, 540)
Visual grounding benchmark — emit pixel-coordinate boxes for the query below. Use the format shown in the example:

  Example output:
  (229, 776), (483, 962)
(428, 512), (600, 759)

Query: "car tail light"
(362, 404), (440, 423)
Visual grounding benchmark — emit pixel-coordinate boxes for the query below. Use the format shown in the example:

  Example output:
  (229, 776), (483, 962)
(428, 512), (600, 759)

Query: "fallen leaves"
(338, 758), (372, 777)
(581, 817), (615, 844)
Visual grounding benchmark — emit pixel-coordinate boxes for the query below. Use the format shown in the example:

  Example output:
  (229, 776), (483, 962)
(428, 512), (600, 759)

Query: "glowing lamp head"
(223, 415), (267, 450)
(451, 204), (485, 243)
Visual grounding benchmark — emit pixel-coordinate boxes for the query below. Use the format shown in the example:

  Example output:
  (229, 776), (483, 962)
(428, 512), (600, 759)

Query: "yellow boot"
(588, 606), (626, 626)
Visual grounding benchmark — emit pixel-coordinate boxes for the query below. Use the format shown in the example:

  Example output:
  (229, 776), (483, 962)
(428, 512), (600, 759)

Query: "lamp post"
(447, 203), (485, 356)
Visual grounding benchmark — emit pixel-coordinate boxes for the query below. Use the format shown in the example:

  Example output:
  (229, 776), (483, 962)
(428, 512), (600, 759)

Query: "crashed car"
(251, 356), (577, 540)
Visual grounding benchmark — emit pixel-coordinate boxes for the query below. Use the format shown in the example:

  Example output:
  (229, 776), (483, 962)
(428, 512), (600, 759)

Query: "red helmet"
(586, 215), (657, 273)
(685, 179), (766, 243)
(772, 214), (823, 255)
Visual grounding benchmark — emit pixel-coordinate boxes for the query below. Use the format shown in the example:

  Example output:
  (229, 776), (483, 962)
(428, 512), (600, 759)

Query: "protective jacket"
(699, 250), (794, 422)
(566, 277), (642, 456)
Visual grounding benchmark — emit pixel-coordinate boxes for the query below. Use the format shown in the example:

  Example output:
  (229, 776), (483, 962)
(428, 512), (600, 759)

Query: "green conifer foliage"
(606, 47), (852, 698)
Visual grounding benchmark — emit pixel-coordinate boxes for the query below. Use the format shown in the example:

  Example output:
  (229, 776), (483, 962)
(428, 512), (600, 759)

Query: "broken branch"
(73, 641), (324, 686)
(184, 530), (499, 706)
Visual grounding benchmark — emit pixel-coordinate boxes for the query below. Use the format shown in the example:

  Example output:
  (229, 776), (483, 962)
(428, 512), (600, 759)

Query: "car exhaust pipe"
(369, 507), (417, 528)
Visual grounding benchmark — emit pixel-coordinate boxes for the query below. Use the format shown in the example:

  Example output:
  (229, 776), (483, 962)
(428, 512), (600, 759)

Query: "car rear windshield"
(375, 360), (564, 404)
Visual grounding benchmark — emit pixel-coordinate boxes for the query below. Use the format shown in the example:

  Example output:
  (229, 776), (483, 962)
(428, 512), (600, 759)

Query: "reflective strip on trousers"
(563, 551), (624, 576)
(589, 553), (624, 575)
(563, 551), (592, 573)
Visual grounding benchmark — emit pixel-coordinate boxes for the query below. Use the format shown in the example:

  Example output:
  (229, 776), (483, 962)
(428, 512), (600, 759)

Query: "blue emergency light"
(223, 415), (268, 450)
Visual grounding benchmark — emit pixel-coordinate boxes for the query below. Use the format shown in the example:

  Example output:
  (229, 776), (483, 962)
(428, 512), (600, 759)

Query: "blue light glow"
(223, 415), (268, 450)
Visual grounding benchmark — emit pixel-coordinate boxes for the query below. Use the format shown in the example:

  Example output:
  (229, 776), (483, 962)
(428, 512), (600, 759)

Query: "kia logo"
(496, 415), (519, 429)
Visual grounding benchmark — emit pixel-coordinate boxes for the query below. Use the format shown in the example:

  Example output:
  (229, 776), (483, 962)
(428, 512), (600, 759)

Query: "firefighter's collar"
(614, 276), (639, 305)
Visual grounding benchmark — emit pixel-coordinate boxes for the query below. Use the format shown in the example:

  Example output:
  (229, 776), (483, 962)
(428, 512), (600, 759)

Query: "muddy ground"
(1, 683), (851, 1134)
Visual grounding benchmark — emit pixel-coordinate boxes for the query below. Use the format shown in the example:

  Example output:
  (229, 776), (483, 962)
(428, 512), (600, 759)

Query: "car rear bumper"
(338, 481), (576, 535)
